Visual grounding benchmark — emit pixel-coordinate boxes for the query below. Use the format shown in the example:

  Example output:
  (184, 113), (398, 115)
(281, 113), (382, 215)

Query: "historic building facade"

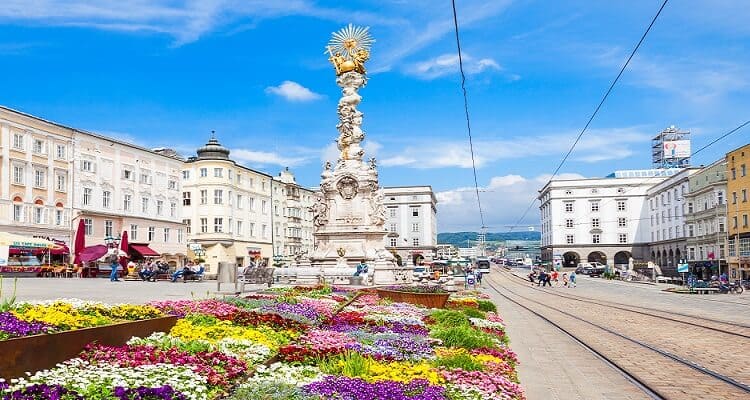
(382, 186), (438, 266)
(539, 171), (671, 269)
(0, 107), (74, 244)
(684, 159), (727, 278)
(272, 168), (315, 258)
(181, 136), (273, 272)
(727, 143), (750, 280)
(72, 130), (186, 266)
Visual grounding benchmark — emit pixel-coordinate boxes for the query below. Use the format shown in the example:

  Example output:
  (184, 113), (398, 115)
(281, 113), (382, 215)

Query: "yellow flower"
(169, 318), (282, 350)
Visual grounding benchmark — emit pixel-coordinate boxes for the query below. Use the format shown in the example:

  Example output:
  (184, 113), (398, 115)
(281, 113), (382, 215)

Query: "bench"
(690, 287), (720, 294)
(239, 267), (275, 288)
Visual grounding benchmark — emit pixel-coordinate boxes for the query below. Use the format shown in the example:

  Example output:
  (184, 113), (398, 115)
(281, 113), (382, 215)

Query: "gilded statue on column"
(325, 24), (374, 76)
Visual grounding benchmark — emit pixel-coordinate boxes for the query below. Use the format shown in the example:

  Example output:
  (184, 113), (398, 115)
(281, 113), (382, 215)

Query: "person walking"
(545, 271), (552, 287)
(108, 253), (120, 282)
(551, 269), (559, 287)
(562, 273), (569, 287)
(569, 271), (577, 288)
(537, 270), (546, 287)
(476, 270), (483, 286)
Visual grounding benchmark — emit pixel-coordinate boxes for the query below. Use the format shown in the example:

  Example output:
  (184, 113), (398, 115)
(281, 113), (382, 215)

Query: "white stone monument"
(308, 24), (410, 285)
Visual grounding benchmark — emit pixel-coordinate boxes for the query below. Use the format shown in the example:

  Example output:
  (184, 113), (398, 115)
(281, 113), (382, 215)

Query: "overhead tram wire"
(507, 0), (670, 232)
(451, 0), (485, 229)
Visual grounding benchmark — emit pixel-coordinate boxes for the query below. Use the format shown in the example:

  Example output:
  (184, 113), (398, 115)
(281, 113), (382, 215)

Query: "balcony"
(286, 236), (302, 243)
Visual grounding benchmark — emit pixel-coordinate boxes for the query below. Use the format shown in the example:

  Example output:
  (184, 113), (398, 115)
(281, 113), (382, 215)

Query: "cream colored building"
(272, 168), (315, 258)
(72, 130), (186, 266)
(0, 106), (74, 245)
(382, 186), (438, 266)
(182, 136), (273, 272)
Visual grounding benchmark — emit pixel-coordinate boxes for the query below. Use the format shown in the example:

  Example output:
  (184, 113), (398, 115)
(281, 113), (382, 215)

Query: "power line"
(692, 120), (750, 156)
(508, 0), (670, 232)
(451, 0), (485, 229)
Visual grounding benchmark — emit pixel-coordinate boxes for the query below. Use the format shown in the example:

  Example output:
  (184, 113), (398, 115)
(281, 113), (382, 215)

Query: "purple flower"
(0, 312), (55, 338)
(1, 383), (82, 400)
(303, 376), (446, 400)
(112, 385), (188, 400)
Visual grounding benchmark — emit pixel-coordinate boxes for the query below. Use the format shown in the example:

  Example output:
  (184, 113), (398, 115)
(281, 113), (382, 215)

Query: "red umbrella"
(73, 219), (86, 265)
(119, 230), (129, 271)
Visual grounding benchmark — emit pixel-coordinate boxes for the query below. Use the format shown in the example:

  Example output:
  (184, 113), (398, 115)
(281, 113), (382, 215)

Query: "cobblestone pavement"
(3, 277), (267, 303)
(485, 270), (750, 399)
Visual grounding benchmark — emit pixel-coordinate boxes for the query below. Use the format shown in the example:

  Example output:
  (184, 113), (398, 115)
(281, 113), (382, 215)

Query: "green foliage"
(318, 351), (373, 378)
(461, 308), (486, 319)
(0, 276), (18, 312)
(430, 310), (470, 327)
(432, 352), (484, 371)
(431, 325), (497, 350)
(229, 382), (315, 400)
(477, 300), (497, 313)
(438, 231), (540, 247)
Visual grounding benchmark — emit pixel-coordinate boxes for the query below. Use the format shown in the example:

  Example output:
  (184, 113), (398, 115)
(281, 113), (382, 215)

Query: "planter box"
(0, 316), (179, 380)
(375, 289), (450, 308)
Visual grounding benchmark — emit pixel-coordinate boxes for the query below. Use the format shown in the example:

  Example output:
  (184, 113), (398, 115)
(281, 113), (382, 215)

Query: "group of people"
(129, 260), (171, 282)
(528, 269), (576, 288)
(171, 261), (204, 282)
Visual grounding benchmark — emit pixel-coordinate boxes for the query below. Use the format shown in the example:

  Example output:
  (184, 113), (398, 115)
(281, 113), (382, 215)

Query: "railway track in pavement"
(485, 272), (750, 400)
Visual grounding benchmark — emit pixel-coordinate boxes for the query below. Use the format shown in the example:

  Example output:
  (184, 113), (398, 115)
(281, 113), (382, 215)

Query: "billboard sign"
(663, 140), (691, 158)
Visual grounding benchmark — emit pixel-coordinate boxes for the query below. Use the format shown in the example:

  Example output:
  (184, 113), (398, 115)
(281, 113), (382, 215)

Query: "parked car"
(576, 262), (606, 277)
(412, 266), (431, 281)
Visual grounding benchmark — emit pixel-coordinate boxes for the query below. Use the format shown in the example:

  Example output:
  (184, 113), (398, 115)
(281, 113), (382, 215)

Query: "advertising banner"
(663, 140), (691, 158)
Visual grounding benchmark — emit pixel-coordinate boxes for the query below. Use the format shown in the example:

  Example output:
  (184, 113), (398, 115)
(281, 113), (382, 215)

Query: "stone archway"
(614, 251), (631, 268)
(668, 249), (674, 268)
(562, 251), (580, 268)
(587, 251), (607, 265)
(661, 250), (668, 267)
(651, 250), (656, 262)
(675, 248), (682, 264)
(412, 254), (424, 266)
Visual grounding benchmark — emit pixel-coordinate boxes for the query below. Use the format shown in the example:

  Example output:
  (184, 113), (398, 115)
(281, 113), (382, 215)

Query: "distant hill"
(438, 231), (540, 247)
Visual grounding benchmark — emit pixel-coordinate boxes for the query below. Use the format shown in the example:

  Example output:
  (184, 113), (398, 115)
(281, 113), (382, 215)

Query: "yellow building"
(727, 143), (750, 280)
(181, 136), (273, 273)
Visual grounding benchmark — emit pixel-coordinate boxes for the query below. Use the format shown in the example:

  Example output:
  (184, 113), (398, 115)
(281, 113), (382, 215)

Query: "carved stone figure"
(310, 194), (329, 228)
(369, 190), (386, 226)
(336, 176), (359, 200)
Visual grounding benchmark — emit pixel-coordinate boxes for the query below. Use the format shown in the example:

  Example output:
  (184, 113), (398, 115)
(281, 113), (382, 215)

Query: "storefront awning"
(130, 244), (160, 257)
(79, 245), (108, 263)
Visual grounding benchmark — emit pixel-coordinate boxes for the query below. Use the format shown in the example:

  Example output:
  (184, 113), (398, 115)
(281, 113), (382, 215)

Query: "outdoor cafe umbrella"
(118, 231), (129, 271)
(73, 219), (86, 265)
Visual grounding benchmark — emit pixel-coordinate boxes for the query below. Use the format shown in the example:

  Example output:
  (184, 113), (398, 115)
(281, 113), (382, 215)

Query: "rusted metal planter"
(375, 289), (450, 308)
(0, 316), (178, 380)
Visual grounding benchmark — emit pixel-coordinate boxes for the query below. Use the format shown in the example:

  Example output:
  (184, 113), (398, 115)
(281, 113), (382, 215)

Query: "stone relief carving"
(310, 193), (329, 229)
(369, 189), (386, 227)
(336, 176), (359, 200)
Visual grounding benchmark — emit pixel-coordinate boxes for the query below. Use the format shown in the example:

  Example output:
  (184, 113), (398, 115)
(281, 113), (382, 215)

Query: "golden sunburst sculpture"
(325, 24), (375, 76)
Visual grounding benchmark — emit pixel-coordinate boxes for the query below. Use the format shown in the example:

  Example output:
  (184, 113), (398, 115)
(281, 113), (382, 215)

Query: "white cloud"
(232, 148), (308, 167)
(436, 173), (586, 231)
(265, 81), (322, 102)
(406, 53), (501, 79)
(377, 126), (649, 170)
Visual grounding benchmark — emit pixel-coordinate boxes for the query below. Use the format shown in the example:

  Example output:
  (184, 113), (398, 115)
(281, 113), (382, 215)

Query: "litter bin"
(217, 262), (238, 293)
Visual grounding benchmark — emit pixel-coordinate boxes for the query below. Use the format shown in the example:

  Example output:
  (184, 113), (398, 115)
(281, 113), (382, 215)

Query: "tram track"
(484, 273), (750, 400)
(499, 268), (750, 337)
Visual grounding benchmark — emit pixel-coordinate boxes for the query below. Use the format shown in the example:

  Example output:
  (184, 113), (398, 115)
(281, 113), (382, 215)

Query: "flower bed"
(376, 285), (451, 308)
(1, 287), (525, 400)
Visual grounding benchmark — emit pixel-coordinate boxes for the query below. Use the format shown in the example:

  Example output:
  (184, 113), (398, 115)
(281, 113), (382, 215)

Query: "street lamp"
(104, 235), (121, 248)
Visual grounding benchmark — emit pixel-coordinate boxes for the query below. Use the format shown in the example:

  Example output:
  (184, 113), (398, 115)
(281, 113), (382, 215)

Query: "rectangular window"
(564, 202), (573, 212)
(214, 168), (223, 177)
(389, 208), (397, 218)
(249, 223), (255, 237)
(83, 188), (92, 206)
(413, 237), (420, 246)
(566, 234), (574, 244)
(13, 165), (24, 184)
(237, 194), (243, 209)
(12, 133), (24, 150)
(618, 217), (627, 228)
(55, 145), (66, 160)
(200, 218), (208, 233)
(83, 218), (93, 235)
(718, 191), (724, 204)
(140, 172), (151, 184)
(618, 233), (627, 244)
(104, 220), (113, 237)
(592, 234), (600, 244)
(182, 170), (190, 180)
(742, 164), (747, 177)
(590, 201), (600, 212)
(183, 219), (191, 234)
(34, 207), (43, 224)
(390, 223), (397, 232)
(164, 228), (170, 242)
(214, 189), (223, 204)
(591, 218), (600, 228)
(122, 169), (133, 180)
(200, 168), (207, 177)
(34, 169), (45, 188)
(412, 223), (420, 232)
(719, 221), (725, 232)
(743, 189), (748, 202)
(390, 238), (397, 247)
(617, 200), (626, 211)
(734, 216), (739, 229)
(228, 170), (233, 180)
(733, 192), (738, 204)
(102, 191), (111, 208)
(688, 224), (694, 236)
(565, 219), (574, 228)
(33, 139), (44, 154)
(130, 224), (138, 240)
(200, 190), (207, 205)
(178, 229), (183, 243)
(744, 214), (749, 228)
(13, 204), (23, 222)
(183, 192), (191, 206)
(141, 197), (149, 213)
(156, 200), (163, 215)
(148, 226), (155, 241)
(411, 207), (419, 217)
(262, 200), (268, 214)
(170, 202), (176, 217)
(56, 173), (66, 191)
(262, 224), (268, 238)
(237, 220), (242, 235)
(214, 218), (223, 233)
(732, 168), (736, 180)
(168, 180), (177, 190)
(249, 198), (255, 211)
(81, 160), (93, 172)
(237, 173), (242, 184)
(55, 209), (63, 226)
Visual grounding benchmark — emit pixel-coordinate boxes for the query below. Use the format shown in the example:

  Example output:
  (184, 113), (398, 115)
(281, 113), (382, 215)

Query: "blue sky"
(1, 0), (749, 231)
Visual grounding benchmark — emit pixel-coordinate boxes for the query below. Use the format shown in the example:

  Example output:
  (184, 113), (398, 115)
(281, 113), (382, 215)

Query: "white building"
(272, 168), (315, 258)
(382, 186), (437, 266)
(181, 136), (273, 272)
(436, 244), (458, 259)
(458, 247), (478, 259)
(539, 170), (676, 269)
(684, 159), (727, 278)
(73, 130), (186, 266)
(646, 167), (700, 275)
